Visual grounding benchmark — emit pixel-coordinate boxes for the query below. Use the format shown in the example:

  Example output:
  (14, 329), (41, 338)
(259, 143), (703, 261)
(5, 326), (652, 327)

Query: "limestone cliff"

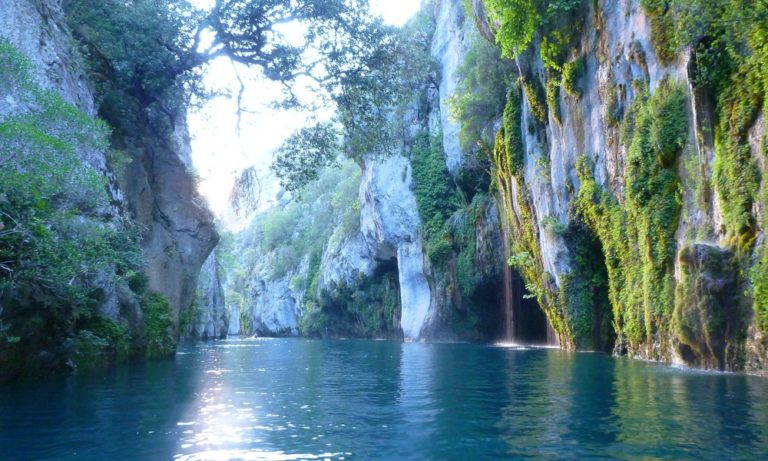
(462, 0), (768, 372)
(221, 0), (768, 374)
(0, 0), (217, 372)
(184, 252), (228, 340)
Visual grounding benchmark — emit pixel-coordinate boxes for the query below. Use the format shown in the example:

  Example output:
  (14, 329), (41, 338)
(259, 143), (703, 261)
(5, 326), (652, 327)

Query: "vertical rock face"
(233, 248), (303, 337)
(1, 0), (217, 344)
(0, 0), (96, 140)
(359, 154), (432, 340)
(115, 118), (219, 324)
(224, 0), (766, 372)
(185, 253), (228, 340)
(248, 274), (301, 336)
(430, 0), (470, 178)
(227, 304), (241, 336)
(397, 241), (432, 340)
(460, 0), (768, 371)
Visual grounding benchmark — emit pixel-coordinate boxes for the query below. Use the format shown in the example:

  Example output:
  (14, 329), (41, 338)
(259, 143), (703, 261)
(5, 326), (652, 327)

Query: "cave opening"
(508, 269), (550, 344)
(373, 256), (399, 278)
(563, 220), (615, 352)
(469, 278), (506, 341)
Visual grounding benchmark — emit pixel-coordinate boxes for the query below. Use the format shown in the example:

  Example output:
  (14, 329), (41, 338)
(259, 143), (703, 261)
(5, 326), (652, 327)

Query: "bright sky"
(188, 0), (422, 229)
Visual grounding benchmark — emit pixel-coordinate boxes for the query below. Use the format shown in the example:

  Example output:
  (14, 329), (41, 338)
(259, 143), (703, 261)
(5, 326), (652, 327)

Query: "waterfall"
(501, 221), (515, 341)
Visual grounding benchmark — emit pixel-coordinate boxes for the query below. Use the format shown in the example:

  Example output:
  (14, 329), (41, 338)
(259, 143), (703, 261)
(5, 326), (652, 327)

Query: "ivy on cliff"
(482, 0), (582, 59)
(575, 82), (687, 354)
(410, 132), (463, 264)
(640, 0), (768, 335)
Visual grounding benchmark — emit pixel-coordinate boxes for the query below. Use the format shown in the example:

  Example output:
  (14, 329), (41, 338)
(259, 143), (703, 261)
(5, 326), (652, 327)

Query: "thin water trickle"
(501, 219), (515, 342)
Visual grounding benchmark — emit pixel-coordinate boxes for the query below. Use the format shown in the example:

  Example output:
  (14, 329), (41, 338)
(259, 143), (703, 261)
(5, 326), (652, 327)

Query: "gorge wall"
(231, 0), (768, 373)
(478, 0), (768, 372)
(0, 0), (217, 376)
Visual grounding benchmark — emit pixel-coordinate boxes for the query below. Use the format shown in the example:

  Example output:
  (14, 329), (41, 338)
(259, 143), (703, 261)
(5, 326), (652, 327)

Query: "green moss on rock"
(575, 81), (687, 356)
(562, 57), (584, 98)
(674, 244), (745, 369)
(519, 75), (549, 124)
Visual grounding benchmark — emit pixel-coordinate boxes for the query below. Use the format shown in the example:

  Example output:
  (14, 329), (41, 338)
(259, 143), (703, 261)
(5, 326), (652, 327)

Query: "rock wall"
(431, 0), (470, 178)
(230, 0), (509, 343)
(0, 0), (98, 153)
(358, 154), (432, 340)
(185, 252), (228, 340)
(113, 117), (218, 326)
(1, 0), (217, 350)
(225, 0), (767, 373)
(465, 0), (768, 372)
(230, 242), (303, 337)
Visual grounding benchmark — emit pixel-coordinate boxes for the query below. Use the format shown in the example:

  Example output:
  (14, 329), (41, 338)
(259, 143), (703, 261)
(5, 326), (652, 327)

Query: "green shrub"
(483, 0), (582, 59)
(448, 32), (515, 152)
(304, 271), (401, 338)
(142, 293), (175, 358)
(542, 216), (566, 235)
(502, 85), (525, 176)
(545, 75), (561, 125)
(73, 316), (132, 371)
(410, 131), (462, 265)
(562, 57), (584, 97)
(519, 76), (549, 124)
(640, 0), (679, 62)
(560, 218), (613, 350)
(753, 243), (768, 334)
(72, 331), (110, 371)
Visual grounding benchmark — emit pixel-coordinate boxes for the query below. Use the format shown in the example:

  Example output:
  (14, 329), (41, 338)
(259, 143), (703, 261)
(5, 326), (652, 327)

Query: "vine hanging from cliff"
(575, 81), (688, 356)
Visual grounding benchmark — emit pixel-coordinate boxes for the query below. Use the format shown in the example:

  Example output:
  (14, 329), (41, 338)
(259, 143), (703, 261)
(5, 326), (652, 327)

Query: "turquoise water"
(2, 338), (768, 460)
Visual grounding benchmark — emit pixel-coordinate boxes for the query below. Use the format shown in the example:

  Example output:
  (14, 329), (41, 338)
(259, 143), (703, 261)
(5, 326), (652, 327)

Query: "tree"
(66, 0), (403, 113)
(66, 0), (419, 191)
(271, 8), (439, 191)
(482, 0), (582, 59)
(272, 122), (341, 192)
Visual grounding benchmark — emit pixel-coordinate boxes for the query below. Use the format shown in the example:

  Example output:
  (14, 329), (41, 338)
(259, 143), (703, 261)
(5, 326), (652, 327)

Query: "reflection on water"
(1, 338), (768, 460)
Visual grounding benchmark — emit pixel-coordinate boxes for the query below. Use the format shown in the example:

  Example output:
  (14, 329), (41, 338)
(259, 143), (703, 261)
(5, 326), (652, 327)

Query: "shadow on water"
(0, 354), (203, 460)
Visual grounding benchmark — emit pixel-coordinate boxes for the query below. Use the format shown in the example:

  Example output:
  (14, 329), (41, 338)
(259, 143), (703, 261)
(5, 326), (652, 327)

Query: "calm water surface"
(2, 338), (768, 460)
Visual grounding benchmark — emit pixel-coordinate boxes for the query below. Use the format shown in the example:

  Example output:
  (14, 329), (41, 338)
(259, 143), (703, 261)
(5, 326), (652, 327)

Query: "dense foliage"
(576, 82), (688, 353)
(410, 132), (462, 263)
(302, 271), (401, 338)
(0, 39), (146, 377)
(272, 9), (437, 191)
(482, 0), (582, 59)
(272, 122), (341, 192)
(638, 0), (768, 336)
(448, 31), (515, 153)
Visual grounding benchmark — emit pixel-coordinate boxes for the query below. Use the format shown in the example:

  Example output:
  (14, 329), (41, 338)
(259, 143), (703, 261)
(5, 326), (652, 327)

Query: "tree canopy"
(67, 0), (403, 111)
(271, 8), (438, 191)
(65, 0), (428, 191)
